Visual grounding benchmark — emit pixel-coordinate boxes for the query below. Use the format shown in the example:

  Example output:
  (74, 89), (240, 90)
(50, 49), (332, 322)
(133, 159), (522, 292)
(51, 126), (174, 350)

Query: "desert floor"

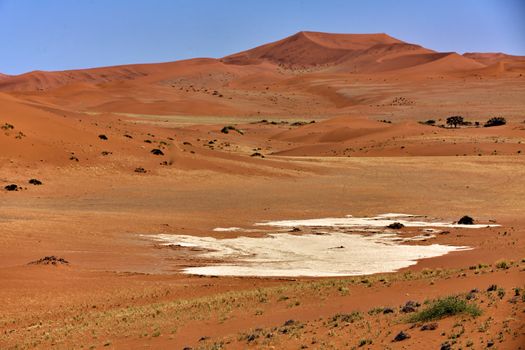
(1, 50), (525, 348)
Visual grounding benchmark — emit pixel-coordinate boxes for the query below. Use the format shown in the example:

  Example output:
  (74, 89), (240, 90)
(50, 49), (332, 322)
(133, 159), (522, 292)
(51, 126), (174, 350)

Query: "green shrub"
(407, 296), (481, 323)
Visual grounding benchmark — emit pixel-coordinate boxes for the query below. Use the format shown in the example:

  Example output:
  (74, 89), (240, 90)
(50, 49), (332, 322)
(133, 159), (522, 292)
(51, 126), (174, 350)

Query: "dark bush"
(150, 149), (164, 156)
(98, 134), (108, 140)
(387, 222), (404, 229)
(28, 179), (42, 185)
(458, 215), (474, 225)
(4, 184), (19, 191)
(484, 117), (506, 127)
(221, 125), (244, 135)
(393, 331), (410, 341)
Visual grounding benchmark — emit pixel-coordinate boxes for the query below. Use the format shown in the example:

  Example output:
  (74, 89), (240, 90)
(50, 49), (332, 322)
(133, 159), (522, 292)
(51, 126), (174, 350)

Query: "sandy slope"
(0, 32), (524, 349)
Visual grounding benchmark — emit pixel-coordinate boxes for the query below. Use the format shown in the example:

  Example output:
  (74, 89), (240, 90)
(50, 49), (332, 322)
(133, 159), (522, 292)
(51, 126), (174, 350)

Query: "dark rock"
(101, 151), (112, 156)
(440, 342), (451, 350)
(487, 340), (494, 347)
(401, 300), (420, 313)
(150, 149), (164, 156)
(290, 227), (301, 232)
(393, 331), (410, 342)
(28, 179), (42, 185)
(487, 284), (498, 292)
(421, 323), (438, 331)
(387, 222), (404, 229)
(98, 134), (108, 140)
(458, 215), (474, 225)
(134, 167), (147, 173)
(283, 319), (295, 326)
(4, 184), (19, 191)
(382, 307), (394, 314)
(251, 152), (264, 158)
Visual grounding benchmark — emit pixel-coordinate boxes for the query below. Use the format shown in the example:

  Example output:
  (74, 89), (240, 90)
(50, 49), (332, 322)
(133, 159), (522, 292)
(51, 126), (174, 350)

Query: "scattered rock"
(123, 134), (133, 139)
(421, 323), (438, 331)
(150, 149), (164, 156)
(101, 151), (112, 156)
(290, 227), (301, 232)
(382, 307), (394, 314)
(28, 179), (42, 185)
(98, 134), (108, 140)
(387, 222), (404, 229)
(221, 125), (244, 135)
(134, 167), (147, 173)
(29, 256), (69, 266)
(458, 215), (474, 225)
(4, 184), (19, 191)
(487, 284), (498, 292)
(401, 300), (420, 313)
(440, 342), (451, 350)
(283, 319), (296, 326)
(393, 331), (410, 342)
(251, 152), (264, 158)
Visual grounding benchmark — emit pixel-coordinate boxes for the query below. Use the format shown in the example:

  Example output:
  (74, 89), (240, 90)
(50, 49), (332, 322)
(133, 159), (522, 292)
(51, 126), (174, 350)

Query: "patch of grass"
(407, 296), (481, 323)
(495, 259), (510, 270)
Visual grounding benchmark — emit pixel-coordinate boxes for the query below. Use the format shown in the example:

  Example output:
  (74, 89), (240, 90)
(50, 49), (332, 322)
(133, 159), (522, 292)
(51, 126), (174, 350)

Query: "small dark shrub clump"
(150, 149), (164, 156)
(393, 331), (410, 342)
(29, 256), (69, 265)
(221, 125), (244, 135)
(458, 215), (474, 225)
(28, 179), (42, 185)
(98, 134), (108, 140)
(387, 222), (404, 229)
(4, 184), (19, 191)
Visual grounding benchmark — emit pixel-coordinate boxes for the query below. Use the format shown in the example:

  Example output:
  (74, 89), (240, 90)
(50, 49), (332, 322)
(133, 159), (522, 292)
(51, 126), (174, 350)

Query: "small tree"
(446, 116), (464, 128)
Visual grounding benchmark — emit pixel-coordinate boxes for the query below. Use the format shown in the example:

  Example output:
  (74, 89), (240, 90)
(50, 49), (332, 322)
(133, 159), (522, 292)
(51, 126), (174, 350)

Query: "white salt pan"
(150, 214), (495, 277)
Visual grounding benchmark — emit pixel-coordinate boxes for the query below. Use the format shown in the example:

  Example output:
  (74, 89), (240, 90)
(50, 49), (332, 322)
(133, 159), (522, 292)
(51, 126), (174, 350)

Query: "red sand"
(1, 32), (524, 349)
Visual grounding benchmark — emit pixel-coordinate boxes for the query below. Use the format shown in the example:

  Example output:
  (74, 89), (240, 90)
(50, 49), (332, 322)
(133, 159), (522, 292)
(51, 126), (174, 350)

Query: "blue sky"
(1, 0), (524, 74)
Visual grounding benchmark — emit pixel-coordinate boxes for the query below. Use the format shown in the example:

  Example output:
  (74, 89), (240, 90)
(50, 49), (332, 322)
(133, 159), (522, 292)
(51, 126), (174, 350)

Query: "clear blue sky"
(1, 0), (524, 75)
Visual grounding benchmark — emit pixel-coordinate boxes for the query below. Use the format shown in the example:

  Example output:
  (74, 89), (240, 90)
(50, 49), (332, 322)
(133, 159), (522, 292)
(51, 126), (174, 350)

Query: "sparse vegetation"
(407, 296), (481, 322)
(495, 259), (510, 269)
(1, 122), (14, 130)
